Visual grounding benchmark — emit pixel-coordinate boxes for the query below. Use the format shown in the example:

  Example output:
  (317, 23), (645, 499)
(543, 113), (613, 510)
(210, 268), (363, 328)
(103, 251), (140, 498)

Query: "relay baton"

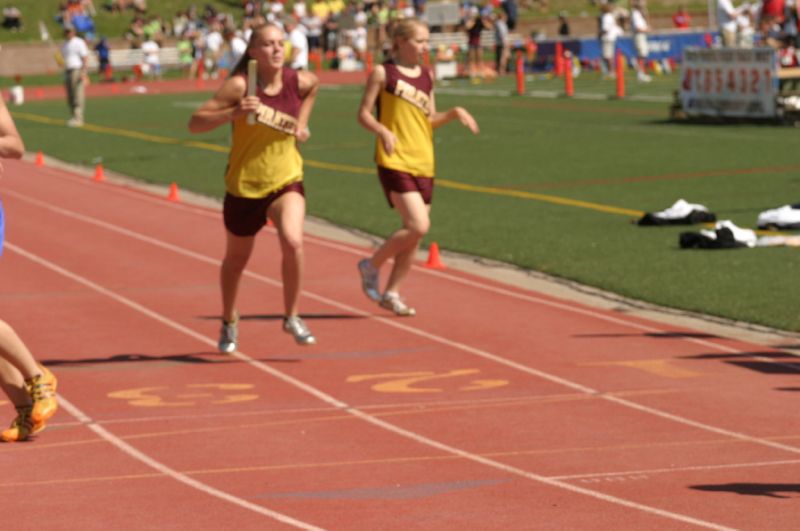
(246, 59), (257, 125)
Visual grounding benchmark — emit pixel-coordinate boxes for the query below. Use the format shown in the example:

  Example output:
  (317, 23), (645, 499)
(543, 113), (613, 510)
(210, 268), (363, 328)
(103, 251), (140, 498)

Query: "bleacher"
(429, 30), (523, 50)
(86, 47), (182, 71)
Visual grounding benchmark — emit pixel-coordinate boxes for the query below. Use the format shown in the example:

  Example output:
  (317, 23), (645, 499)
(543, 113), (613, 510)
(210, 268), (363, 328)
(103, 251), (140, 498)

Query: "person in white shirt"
(631, 1), (652, 82)
(599, 2), (622, 76)
(717, 0), (744, 47)
(285, 18), (309, 70)
(61, 26), (89, 127)
(222, 28), (247, 71)
(140, 38), (161, 78)
(204, 22), (224, 78)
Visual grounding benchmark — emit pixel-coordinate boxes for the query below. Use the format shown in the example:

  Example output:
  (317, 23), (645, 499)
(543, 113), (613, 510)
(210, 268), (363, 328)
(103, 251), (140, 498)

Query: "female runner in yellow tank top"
(189, 23), (320, 351)
(356, 18), (479, 315)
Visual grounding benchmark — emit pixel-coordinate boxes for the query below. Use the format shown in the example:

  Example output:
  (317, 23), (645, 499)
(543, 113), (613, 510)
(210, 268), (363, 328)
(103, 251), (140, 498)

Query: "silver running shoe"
(218, 320), (238, 353)
(357, 258), (382, 302)
(379, 293), (416, 316)
(283, 316), (317, 345)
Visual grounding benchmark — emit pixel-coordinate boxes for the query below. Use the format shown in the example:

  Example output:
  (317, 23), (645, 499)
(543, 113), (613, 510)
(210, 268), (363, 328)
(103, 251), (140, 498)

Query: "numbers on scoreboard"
(683, 67), (772, 95)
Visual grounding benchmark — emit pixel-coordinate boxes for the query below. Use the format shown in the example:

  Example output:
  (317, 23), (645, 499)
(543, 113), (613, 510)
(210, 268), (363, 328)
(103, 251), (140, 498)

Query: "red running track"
(13, 71), (367, 103)
(1, 158), (800, 530)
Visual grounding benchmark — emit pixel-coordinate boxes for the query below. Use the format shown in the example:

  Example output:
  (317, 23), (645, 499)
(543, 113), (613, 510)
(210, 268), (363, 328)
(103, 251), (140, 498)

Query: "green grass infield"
(9, 70), (800, 332)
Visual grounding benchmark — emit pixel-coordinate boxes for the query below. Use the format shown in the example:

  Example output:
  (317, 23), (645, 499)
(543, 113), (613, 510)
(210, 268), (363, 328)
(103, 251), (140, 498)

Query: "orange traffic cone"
(93, 163), (105, 182)
(423, 242), (445, 269)
(35, 151), (44, 167)
(167, 182), (180, 202)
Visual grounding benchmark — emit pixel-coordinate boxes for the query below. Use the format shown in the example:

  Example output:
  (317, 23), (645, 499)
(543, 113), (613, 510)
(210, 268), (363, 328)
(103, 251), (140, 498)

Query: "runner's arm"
(296, 70), (320, 143)
(357, 65), (396, 154)
(188, 75), (253, 133)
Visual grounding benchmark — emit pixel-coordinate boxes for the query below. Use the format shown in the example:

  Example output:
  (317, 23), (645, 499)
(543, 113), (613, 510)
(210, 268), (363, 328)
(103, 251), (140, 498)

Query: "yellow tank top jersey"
(375, 62), (435, 177)
(224, 69), (304, 198)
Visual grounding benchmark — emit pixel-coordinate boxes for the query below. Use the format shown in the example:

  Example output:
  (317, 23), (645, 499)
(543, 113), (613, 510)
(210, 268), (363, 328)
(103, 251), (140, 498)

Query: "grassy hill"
(0, 0), (712, 45)
(0, 0), (243, 43)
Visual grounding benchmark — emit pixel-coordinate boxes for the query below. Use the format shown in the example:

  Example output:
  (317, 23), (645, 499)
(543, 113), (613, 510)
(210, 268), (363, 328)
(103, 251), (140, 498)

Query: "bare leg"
(220, 232), (256, 323)
(0, 320), (41, 381)
(370, 191), (430, 295)
(269, 191), (306, 317)
(0, 358), (29, 407)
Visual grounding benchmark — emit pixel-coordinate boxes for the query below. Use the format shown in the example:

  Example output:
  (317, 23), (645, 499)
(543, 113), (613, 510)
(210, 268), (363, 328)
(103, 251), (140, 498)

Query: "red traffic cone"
(93, 163), (105, 182)
(35, 151), (44, 167)
(167, 182), (180, 202)
(564, 51), (574, 97)
(423, 242), (445, 269)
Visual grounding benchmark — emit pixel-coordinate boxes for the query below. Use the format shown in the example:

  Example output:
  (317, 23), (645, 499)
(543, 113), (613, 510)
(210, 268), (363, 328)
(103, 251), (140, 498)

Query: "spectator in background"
(464, 4), (486, 79)
(94, 36), (110, 76)
(762, 0), (787, 25)
(177, 31), (194, 77)
(204, 20), (224, 78)
(62, 25), (89, 127)
(221, 27), (247, 72)
(140, 36), (161, 78)
(599, 2), (622, 76)
(492, 10), (510, 75)
(558, 10), (570, 36)
(500, 0), (518, 30)
(672, 4), (691, 28)
(738, 6), (756, 47)
(285, 17), (310, 70)
(125, 16), (145, 46)
(2, 5), (22, 32)
(631, 0), (652, 82)
(301, 8), (324, 60)
(717, 0), (743, 47)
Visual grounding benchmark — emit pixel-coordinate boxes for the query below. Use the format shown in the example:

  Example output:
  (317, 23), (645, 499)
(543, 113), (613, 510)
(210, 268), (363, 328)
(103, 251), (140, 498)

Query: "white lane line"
(55, 394), (323, 530)
(8, 189), (800, 455)
(8, 242), (734, 530)
(10, 167), (790, 364)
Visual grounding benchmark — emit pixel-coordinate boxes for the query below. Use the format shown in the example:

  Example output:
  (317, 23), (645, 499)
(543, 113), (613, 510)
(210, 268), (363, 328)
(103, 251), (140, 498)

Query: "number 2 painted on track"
(347, 369), (508, 393)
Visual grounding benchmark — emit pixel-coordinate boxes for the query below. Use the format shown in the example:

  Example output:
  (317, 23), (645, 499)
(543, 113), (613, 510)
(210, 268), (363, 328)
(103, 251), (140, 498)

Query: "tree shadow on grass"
(691, 483), (800, 499)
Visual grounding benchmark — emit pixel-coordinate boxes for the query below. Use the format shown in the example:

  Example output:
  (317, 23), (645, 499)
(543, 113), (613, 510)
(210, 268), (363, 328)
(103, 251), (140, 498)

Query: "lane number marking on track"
(579, 359), (701, 379)
(347, 369), (509, 393)
(108, 383), (258, 407)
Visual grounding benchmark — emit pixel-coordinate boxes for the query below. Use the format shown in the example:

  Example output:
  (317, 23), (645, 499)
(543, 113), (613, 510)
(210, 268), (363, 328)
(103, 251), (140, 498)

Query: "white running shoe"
(379, 293), (416, 316)
(283, 316), (317, 345)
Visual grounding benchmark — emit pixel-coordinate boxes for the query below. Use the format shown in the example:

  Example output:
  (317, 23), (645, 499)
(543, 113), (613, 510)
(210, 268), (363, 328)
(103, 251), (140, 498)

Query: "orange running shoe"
(27, 365), (58, 424)
(1, 406), (45, 442)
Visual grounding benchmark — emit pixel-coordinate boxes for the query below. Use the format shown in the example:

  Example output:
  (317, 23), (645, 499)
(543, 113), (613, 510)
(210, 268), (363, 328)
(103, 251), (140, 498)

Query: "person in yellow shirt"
(327, 0), (346, 15)
(189, 23), (320, 350)
(356, 18), (479, 316)
(311, 0), (331, 20)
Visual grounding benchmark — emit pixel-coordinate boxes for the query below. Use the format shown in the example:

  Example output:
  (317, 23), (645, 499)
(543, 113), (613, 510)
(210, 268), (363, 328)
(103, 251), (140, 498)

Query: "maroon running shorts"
(377, 166), (433, 208)
(223, 181), (305, 236)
